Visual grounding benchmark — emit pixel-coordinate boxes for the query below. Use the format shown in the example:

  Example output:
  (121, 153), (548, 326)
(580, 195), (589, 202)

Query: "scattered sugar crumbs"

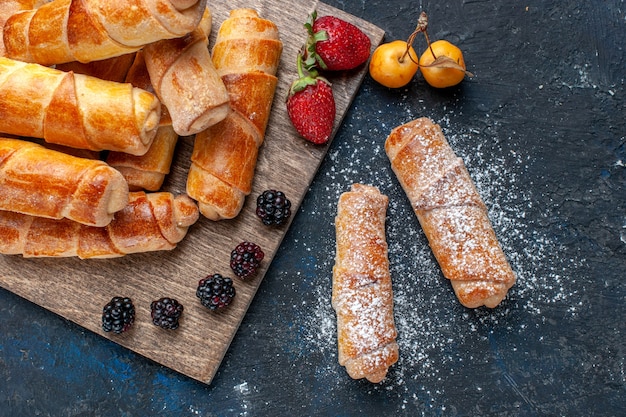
(289, 115), (586, 407)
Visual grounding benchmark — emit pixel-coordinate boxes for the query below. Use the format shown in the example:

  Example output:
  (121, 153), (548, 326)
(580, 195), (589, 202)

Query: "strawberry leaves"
(303, 10), (329, 70)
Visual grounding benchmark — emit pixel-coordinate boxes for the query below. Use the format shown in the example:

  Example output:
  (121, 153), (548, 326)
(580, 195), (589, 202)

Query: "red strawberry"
(286, 54), (336, 145)
(304, 11), (371, 71)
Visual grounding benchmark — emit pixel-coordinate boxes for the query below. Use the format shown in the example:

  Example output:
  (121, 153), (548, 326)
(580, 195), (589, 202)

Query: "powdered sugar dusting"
(385, 119), (516, 308)
(333, 184), (398, 381)
(291, 113), (586, 406)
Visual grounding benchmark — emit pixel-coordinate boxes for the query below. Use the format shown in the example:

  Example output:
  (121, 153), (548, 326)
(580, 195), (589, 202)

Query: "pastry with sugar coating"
(332, 183), (398, 383)
(385, 117), (516, 308)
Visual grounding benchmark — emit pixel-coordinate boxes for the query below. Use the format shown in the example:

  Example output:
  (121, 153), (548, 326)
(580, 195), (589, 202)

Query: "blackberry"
(196, 274), (236, 311)
(230, 241), (264, 279)
(150, 297), (184, 330)
(256, 189), (292, 226)
(102, 296), (135, 334)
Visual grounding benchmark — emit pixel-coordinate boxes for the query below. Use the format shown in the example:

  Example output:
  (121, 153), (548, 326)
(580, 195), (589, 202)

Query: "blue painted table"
(1, 0), (624, 415)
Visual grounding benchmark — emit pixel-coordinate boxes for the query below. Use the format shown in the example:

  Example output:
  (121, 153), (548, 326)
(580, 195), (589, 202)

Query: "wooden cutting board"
(0, 1), (384, 384)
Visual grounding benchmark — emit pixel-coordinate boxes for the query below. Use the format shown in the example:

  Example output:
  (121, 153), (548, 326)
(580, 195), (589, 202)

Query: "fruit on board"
(196, 274), (236, 311)
(305, 11), (371, 71)
(150, 297), (184, 330)
(256, 189), (292, 226)
(286, 53), (336, 145)
(230, 241), (265, 279)
(102, 296), (135, 334)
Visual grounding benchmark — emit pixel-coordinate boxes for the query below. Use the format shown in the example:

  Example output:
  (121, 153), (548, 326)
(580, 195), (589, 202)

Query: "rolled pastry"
(2, 0), (207, 65)
(144, 7), (230, 136)
(104, 49), (182, 191)
(56, 50), (178, 191)
(332, 184), (399, 383)
(0, 191), (199, 258)
(0, 0), (49, 55)
(0, 56), (160, 155)
(0, 137), (128, 227)
(385, 117), (516, 308)
(124, 50), (172, 126)
(186, 8), (282, 220)
(106, 124), (179, 191)
(56, 53), (137, 83)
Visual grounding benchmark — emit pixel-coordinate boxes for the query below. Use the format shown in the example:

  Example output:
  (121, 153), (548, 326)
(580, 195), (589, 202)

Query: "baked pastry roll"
(0, 191), (199, 258)
(0, 56), (160, 155)
(332, 184), (399, 383)
(0, 137), (128, 227)
(2, 0), (207, 65)
(144, 7), (230, 136)
(385, 117), (516, 308)
(186, 8), (282, 220)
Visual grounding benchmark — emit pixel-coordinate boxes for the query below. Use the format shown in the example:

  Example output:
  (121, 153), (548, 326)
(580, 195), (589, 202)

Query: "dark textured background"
(1, 1), (624, 416)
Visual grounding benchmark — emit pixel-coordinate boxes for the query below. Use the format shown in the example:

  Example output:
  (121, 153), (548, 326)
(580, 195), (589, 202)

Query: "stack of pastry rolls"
(0, 0), (251, 257)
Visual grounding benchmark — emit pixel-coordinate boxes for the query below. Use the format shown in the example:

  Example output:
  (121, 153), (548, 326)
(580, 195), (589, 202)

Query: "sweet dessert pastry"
(186, 8), (282, 220)
(0, 138), (128, 227)
(106, 124), (179, 191)
(0, 56), (160, 155)
(0, 191), (199, 258)
(385, 117), (516, 308)
(144, 7), (230, 136)
(56, 53), (136, 83)
(2, 0), (207, 65)
(332, 183), (399, 383)
(0, 0), (49, 55)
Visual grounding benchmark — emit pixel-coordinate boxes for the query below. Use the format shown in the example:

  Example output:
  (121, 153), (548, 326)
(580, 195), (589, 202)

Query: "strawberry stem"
(303, 10), (329, 70)
(288, 52), (331, 98)
(296, 52), (318, 79)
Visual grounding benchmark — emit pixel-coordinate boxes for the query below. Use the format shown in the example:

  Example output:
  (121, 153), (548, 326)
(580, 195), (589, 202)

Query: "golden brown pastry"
(144, 7), (230, 136)
(186, 8), (282, 220)
(124, 50), (171, 126)
(0, 0), (48, 19)
(0, 138), (128, 227)
(2, 0), (207, 65)
(332, 184), (399, 383)
(0, 56), (160, 155)
(106, 124), (179, 191)
(0, 1), (49, 55)
(104, 48), (184, 191)
(55, 53), (137, 83)
(385, 117), (516, 308)
(0, 191), (199, 258)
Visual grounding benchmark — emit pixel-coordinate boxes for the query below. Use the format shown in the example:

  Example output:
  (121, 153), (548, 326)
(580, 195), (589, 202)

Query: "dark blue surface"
(1, 1), (625, 415)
